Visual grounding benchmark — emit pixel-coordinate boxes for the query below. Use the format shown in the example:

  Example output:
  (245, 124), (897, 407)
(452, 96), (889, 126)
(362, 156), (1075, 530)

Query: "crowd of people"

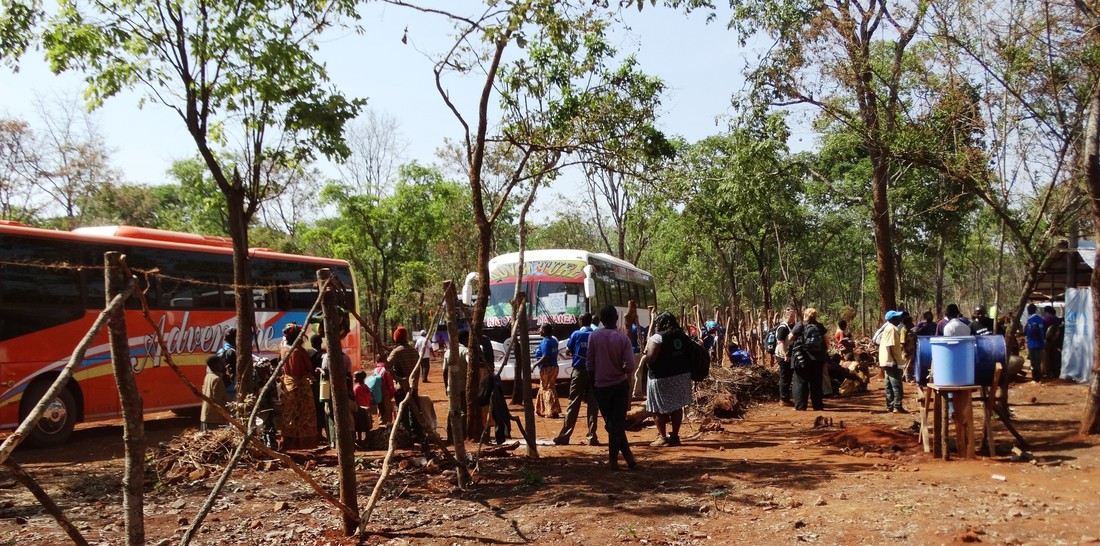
(194, 300), (1061, 468)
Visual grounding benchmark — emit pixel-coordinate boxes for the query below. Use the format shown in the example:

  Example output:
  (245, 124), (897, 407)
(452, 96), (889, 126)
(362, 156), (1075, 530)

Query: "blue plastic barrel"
(974, 335), (1006, 386)
(916, 336), (933, 385)
(930, 336), (977, 385)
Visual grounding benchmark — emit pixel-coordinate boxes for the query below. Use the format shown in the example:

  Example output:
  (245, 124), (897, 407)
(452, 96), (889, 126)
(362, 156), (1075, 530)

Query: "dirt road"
(1, 364), (1098, 545)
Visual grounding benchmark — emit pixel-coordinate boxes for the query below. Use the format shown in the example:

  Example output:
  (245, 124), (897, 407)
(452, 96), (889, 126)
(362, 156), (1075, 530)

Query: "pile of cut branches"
(150, 428), (271, 485)
(690, 365), (779, 420)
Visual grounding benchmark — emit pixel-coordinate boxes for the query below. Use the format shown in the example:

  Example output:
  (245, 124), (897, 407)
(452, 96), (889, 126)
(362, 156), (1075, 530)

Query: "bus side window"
(608, 277), (623, 307)
(275, 285), (292, 311)
(626, 282), (639, 308)
(595, 273), (610, 306)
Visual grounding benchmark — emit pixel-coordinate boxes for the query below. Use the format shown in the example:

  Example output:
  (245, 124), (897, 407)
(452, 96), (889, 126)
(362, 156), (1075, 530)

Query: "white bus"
(461, 249), (656, 388)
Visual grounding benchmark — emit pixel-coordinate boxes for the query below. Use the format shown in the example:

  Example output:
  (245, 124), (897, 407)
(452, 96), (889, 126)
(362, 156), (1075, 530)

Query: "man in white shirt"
(943, 309), (972, 336)
(414, 330), (433, 383)
(775, 309), (797, 407)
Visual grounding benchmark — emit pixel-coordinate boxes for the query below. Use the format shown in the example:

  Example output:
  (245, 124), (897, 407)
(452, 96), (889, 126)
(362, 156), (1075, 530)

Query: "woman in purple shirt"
(588, 304), (638, 470)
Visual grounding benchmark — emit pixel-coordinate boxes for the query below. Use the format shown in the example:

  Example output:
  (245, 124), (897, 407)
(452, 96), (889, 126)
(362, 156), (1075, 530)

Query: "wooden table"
(921, 384), (983, 460)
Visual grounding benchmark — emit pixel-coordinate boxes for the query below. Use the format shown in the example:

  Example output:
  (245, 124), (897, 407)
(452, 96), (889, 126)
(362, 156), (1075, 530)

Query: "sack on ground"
(418, 395), (437, 432)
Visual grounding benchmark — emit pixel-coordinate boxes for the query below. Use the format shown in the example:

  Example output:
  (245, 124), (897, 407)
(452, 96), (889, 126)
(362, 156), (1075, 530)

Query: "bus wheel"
(19, 380), (77, 448)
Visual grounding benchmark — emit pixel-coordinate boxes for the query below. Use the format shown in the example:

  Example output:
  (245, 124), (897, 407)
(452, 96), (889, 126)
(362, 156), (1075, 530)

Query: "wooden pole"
(3, 460), (89, 546)
(515, 293), (538, 458)
(361, 359), (426, 526)
(106, 252), (144, 546)
(318, 269), (359, 535)
(442, 281), (471, 487)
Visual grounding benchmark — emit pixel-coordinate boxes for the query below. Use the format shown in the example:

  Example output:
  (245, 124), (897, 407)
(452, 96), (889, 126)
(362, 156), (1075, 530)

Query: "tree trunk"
(1080, 81), (1100, 435)
(106, 252), (144, 546)
(228, 183), (255, 399)
(870, 154), (898, 315)
(442, 281), (471, 486)
(935, 233), (946, 316)
(464, 38), (510, 440)
(465, 221), (493, 439)
(318, 269), (359, 534)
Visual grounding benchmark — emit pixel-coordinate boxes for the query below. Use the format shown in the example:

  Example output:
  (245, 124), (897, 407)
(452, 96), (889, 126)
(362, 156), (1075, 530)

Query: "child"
(201, 354), (229, 431)
(353, 370), (373, 441)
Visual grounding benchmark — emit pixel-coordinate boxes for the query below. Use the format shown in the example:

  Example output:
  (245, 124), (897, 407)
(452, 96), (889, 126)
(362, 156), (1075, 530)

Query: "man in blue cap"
(878, 310), (906, 413)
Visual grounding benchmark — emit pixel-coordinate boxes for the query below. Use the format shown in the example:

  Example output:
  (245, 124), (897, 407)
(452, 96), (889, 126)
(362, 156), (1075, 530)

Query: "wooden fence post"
(106, 252), (144, 546)
(317, 269), (359, 535)
(515, 293), (538, 458)
(442, 281), (471, 486)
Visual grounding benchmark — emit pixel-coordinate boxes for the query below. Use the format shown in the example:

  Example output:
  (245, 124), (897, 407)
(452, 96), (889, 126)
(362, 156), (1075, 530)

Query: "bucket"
(930, 336), (976, 386)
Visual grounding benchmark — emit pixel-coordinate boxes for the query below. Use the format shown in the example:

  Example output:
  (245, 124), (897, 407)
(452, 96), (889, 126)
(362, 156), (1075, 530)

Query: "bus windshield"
(532, 281), (583, 325)
(484, 280), (584, 327)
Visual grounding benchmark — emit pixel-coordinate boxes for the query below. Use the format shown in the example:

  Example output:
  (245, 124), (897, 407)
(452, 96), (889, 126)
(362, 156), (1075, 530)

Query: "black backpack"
(690, 339), (710, 382)
(765, 326), (780, 355)
(790, 322), (824, 368)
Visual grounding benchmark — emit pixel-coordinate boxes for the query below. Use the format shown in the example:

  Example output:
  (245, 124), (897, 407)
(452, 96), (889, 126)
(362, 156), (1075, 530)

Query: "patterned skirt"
(646, 372), (693, 415)
(280, 375), (317, 448)
(536, 366), (561, 417)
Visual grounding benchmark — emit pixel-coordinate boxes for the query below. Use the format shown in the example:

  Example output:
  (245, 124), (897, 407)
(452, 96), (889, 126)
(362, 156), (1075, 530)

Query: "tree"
(581, 127), (675, 264)
(0, 117), (40, 223)
(672, 113), (805, 321)
(1071, 0), (1100, 434)
(391, 0), (666, 440)
(30, 94), (117, 229)
(924, 0), (1088, 357)
(527, 206), (605, 251)
(317, 163), (464, 354)
(78, 182), (160, 227)
(675, 0), (930, 315)
(30, 0), (364, 395)
(337, 108), (408, 197)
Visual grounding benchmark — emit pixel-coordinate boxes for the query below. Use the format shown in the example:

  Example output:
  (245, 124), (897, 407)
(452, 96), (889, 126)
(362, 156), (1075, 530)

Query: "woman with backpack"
(789, 308), (828, 412)
(644, 312), (694, 447)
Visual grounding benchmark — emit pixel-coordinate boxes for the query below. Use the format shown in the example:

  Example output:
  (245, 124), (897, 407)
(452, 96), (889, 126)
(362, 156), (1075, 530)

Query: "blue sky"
(0, 2), (811, 216)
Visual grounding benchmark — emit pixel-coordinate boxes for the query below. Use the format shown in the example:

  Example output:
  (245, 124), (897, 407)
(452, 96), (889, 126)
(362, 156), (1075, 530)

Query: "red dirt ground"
(2, 363), (1099, 545)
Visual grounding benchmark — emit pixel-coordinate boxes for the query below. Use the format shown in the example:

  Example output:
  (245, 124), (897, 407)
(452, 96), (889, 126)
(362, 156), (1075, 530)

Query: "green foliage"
(77, 181), (160, 228)
(0, 1), (42, 69)
(155, 159), (230, 236)
(311, 162), (470, 339)
(519, 467), (545, 486)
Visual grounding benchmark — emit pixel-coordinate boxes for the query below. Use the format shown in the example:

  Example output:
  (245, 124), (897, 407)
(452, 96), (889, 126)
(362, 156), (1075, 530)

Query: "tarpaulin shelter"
(1031, 240), (1094, 383)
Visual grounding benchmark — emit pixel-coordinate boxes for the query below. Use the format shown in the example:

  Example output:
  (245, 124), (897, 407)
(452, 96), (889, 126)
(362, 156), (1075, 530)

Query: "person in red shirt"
(353, 370), (373, 442)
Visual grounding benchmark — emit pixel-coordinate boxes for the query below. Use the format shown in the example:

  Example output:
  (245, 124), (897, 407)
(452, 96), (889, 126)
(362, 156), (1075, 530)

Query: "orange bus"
(0, 222), (359, 447)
